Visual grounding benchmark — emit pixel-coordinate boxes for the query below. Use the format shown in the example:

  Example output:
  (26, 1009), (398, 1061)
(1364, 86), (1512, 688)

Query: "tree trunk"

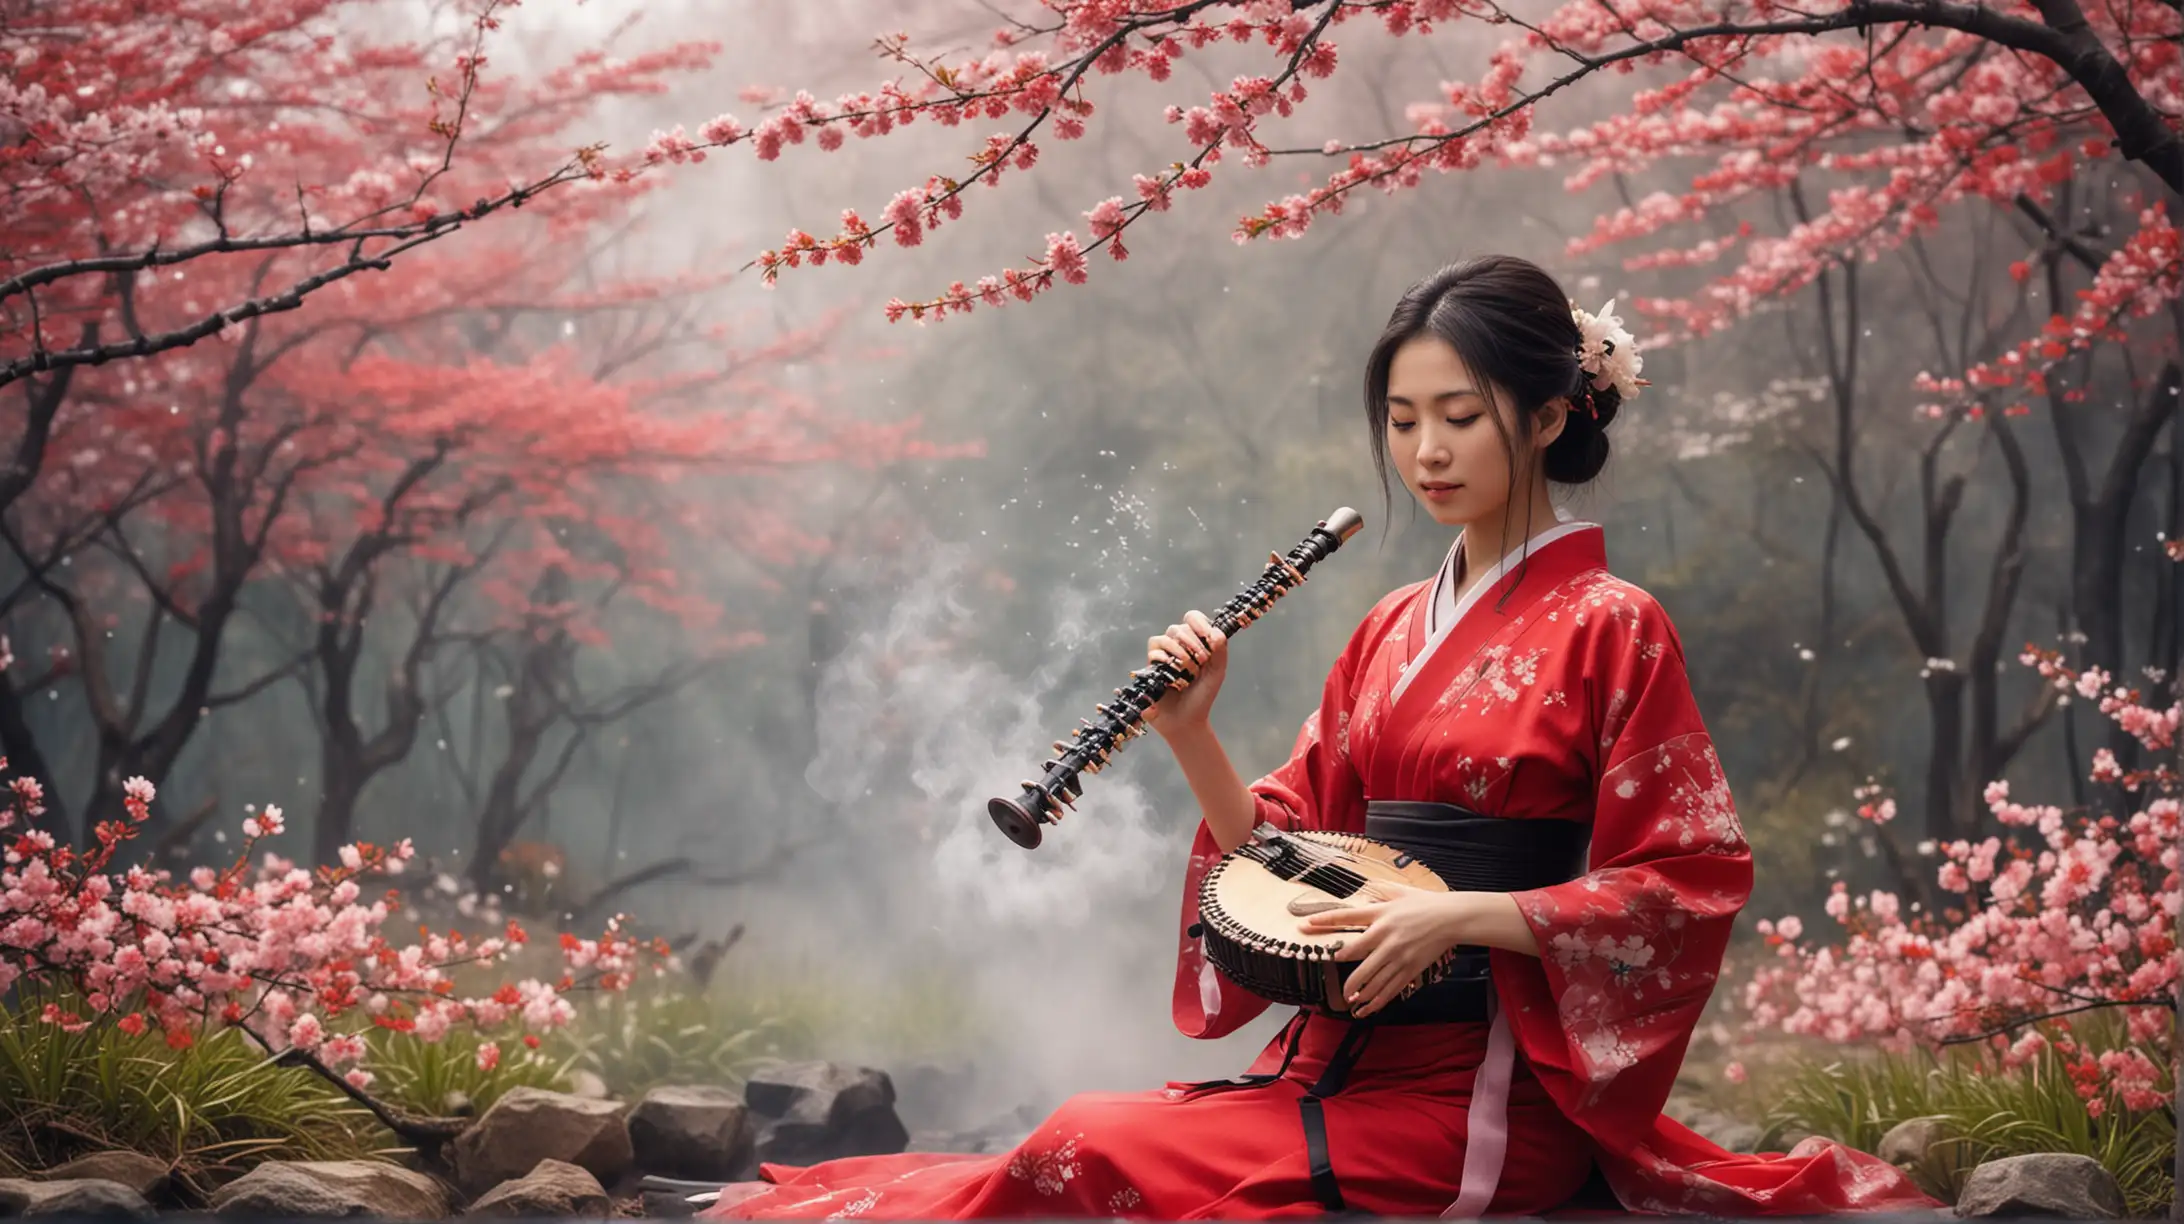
(1924, 674), (1969, 844)
(314, 754), (367, 867)
(0, 671), (68, 840)
(2073, 499), (2130, 685)
(2157, 419), (2182, 693)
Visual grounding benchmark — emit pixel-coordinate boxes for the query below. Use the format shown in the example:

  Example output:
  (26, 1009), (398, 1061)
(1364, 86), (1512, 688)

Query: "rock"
(35, 1153), (171, 1200)
(1954, 1153), (2125, 1219)
(746, 1062), (908, 1166)
(207, 1160), (451, 1219)
(450, 1087), (632, 1198)
(636, 1175), (726, 1217)
(566, 1070), (610, 1101)
(892, 1061), (976, 1130)
(1880, 1116), (1958, 1167)
(745, 1062), (894, 1123)
(1878, 1116), (1976, 1200)
(441, 1091), (477, 1119)
(754, 1107), (909, 1168)
(641, 1189), (704, 1218)
(0, 1178), (155, 1218)
(462, 1160), (610, 1218)
(629, 1085), (754, 1179)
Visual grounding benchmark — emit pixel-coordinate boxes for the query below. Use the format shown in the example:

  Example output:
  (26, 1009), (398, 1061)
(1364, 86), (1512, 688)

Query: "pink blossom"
(10, 778), (46, 818)
(1043, 232), (1089, 285)
(2, 789), (657, 1100)
(1741, 655), (2176, 1115)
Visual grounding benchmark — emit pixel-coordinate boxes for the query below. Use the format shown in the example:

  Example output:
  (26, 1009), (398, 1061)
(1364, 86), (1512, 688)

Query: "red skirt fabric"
(702, 1014), (1594, 1220)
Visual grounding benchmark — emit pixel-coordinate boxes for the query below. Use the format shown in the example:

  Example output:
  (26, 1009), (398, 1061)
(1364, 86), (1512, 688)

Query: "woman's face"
(1385, 335), (1530, 528)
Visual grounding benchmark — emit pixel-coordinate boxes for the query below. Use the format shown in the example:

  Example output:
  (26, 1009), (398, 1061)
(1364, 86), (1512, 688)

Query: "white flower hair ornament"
(1570, 298), (1647, 415)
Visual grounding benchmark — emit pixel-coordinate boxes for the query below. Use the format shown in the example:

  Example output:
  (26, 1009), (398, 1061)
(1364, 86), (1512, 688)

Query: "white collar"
(1423, 507), (1584, 639)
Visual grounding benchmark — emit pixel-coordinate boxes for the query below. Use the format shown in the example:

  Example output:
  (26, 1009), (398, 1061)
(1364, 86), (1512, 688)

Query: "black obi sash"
(1353, 800), (1590, 1024)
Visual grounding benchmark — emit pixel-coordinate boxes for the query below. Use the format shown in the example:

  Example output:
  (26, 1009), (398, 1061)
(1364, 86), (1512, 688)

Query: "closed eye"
(1449, 413), (1483, 427)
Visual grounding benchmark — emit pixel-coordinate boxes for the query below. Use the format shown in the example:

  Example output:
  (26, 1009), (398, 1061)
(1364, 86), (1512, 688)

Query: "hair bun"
(1543, 385), (1618, 484)
(1586, 383), (1625, 429)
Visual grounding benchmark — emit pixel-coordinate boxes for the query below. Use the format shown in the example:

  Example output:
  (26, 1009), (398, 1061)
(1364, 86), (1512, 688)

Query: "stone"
(35, 1153), (170, 1200)
(745, 1062), (908, 1166)
(462, 1160), (610, 1218)
(891, 1061), (976, 1130)
(1953, 1153), (2125, 1219)
(207, 1160), (451, 1219)
(635, 1175), (727, 1216)
(1880, 1116), (1959, 1167)
(450, 1087), (632, 1198)
(1878, 1115), (1977, 1200)
(641, 1189), (704, 1218)
(0, 1178), (155, 1218)
(754, 1108), (909, 1168)
(744, 1062), (893, 1124)
(629, 1085), (754, 1180)
(566, 1070), (610, 1101)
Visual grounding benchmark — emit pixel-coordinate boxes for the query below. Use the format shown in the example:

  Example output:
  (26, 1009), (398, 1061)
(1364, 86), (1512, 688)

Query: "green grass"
(0, 957), (982, 1191)
(1750, 1024), (2174, 1217)
(363, 1024), (577, 1117)
(0, 986), (378, 1193)
(553, 985), (786, 1098)
(545, 961), (980, 1101)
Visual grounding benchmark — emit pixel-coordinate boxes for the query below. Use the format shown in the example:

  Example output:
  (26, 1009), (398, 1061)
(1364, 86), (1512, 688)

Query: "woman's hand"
(1145, 610), (1227, 737)
(1298, 885), (1474, 1019)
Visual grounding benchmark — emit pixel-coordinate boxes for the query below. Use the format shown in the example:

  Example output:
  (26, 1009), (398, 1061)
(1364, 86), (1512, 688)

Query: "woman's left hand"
(1298, 885), (1472, 1019)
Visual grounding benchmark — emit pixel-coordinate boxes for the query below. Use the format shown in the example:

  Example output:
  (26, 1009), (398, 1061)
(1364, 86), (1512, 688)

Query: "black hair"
(1362, 255), (1622, 520)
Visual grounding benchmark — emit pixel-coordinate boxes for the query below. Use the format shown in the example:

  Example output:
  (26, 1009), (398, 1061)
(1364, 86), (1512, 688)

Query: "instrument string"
(1246, 834), (1377, 898)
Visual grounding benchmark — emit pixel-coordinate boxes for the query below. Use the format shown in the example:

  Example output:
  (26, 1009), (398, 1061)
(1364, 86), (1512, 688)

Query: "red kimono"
(705, 523), (1935, 1219)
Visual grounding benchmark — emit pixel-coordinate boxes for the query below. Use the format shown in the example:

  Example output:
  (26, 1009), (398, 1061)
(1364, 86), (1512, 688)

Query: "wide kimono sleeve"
(1493, 596), (1752, 1145)
(1169, 595), (1392, 1040)
(1493, 595), (1937, 1214)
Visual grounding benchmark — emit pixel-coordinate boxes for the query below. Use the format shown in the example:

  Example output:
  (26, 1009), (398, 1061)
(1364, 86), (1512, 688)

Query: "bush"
(0, 985), (373, 1191)
(554, 985), (785, 1099)
(1750, 1023), (2174, 1216)
(363, 1023), (576, 1117)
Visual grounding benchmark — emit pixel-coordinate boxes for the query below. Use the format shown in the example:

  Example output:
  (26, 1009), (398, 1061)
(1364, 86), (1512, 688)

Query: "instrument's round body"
(1196, 829), (1451, 1015)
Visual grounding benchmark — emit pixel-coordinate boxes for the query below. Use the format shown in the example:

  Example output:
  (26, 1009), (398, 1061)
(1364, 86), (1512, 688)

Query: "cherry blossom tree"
(0, 0), (707, 405)
(1741, 648), (2178, 1122)
(623, 0), (2174, 326)
(0, 767), (661, 1148)
(2, 0), (718, 834)
(2, 0), (975, 868)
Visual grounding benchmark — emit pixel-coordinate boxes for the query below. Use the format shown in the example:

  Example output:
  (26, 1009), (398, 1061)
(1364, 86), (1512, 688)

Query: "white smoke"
(788, 522), (1274, 1127)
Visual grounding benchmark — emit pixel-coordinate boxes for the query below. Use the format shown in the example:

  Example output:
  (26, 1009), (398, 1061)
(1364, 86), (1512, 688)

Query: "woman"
(705, 256), (1936, 1219)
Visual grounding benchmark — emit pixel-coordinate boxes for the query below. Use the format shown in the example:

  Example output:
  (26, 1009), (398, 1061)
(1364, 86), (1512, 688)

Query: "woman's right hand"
(1146, 610), (1227, 737)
